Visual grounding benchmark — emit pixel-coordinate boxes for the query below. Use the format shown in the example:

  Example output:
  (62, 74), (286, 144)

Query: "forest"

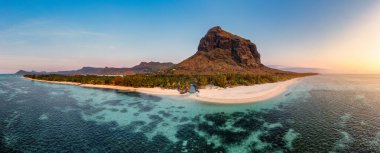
(24, 73), (315, 92)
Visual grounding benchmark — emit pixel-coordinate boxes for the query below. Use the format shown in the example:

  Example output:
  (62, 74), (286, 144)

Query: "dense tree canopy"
(24, 73), (315, 93)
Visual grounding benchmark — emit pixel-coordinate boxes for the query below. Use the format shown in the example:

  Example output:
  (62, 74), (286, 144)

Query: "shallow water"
(1, 74), (380, 152)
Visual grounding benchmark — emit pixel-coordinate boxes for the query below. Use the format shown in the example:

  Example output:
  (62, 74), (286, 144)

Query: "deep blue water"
(1, 74), (380, 152)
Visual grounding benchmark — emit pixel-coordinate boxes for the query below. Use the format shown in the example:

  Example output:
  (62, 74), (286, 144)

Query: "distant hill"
(268, 65), (328, 73)
(131, 62), (175, 73)
(169, 26), (290, 75)
(15, 62), (174, 75)
(15, 70), (49, 75)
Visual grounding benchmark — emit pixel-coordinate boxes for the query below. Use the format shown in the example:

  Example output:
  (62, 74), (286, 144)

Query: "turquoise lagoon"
(1, 74), (380, 152)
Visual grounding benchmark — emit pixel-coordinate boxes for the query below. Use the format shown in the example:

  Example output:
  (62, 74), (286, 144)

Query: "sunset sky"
(1, 0), (380, 74)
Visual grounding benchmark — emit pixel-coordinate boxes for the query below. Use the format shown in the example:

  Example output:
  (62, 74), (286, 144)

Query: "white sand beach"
(189, 78), (299, 104)
(24, 77), (300, 104)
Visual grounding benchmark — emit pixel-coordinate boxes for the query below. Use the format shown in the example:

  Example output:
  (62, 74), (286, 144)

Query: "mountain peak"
(170, 26), (269, 74)
(196, 26), (261, 68)
(208, 26), (223, 32)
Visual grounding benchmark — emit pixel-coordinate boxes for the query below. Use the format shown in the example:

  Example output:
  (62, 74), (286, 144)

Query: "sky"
(1, 0), (380, 74)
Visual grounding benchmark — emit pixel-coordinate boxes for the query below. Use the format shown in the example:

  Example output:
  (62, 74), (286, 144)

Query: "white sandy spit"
(23, 77), (300, 104)
(189, 78), (299, 104)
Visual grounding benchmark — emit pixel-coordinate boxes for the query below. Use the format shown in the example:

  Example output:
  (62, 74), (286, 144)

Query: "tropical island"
(22, 26), (315, 103)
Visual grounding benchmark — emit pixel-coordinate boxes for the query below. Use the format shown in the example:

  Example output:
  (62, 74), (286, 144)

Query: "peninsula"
(22, 26), (315, 103)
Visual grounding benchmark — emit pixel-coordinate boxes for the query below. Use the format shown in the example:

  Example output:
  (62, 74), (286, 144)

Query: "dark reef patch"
(198, 122), (250, 144)
(204, 112), (229, 126)
(259, 127), (288, 149)
(127, 101), (141, 106)
(233, 115), (263, 131)
(140, 115), (164, 133)
(101, 100), (123, 106)
(175, 124), (197, 140)
(149, 115), (163, 122)
(137, 103), (155, 112)
(125, 121), (146, 131)
(85, 98), (93, 103)
(146, 134), (173, 152)
(231, 112), (245, 118)
(119, 91), (141, 98)
(79, 104), (106, 115)
(109, 108), (119, 112)
(158, 110), (172, 118)
(120, 108), (128, 113)
(191, 115), (201, 122)
(130, 121), (146, 126)
(179, 117), (189, 122)
(174, 124), (226, 152)
(171, 117), (178, 122)
(145, 95), (162, 102)
(96, 115), (105, 120)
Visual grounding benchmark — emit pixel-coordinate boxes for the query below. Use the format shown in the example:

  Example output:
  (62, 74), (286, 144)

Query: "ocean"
(1, 74), (380, 152)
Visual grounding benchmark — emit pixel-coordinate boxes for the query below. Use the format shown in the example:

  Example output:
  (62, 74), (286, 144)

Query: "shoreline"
(23, 76), (301, 104)
(189, 78), (299, 104)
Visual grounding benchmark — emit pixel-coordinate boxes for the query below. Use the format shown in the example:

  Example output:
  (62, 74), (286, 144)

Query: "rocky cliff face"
(197, 26), (262, 68)
(171, 26), (280, 74)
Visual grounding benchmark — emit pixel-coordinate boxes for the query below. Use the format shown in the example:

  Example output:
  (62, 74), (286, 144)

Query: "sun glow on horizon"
(314, 2), (380, 74)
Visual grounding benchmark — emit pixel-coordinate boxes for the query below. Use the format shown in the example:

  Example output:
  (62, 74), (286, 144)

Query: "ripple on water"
(369, 132), (380, 149)
(340, 113), (351, 128)
(2, 75), (380, 152)
(333, 131), (353, 152)
(38, 113), (49, 120)
(283, 129), (300, 149)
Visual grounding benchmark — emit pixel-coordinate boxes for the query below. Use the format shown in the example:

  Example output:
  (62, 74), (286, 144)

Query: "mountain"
(169, 26), (289, 74)
(132, 62), (175, 73)
(15, 62), (174, 75)
(15, 70), (48, 75)
(58, 67), (134, 75)
(15, 67), (132, 75)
